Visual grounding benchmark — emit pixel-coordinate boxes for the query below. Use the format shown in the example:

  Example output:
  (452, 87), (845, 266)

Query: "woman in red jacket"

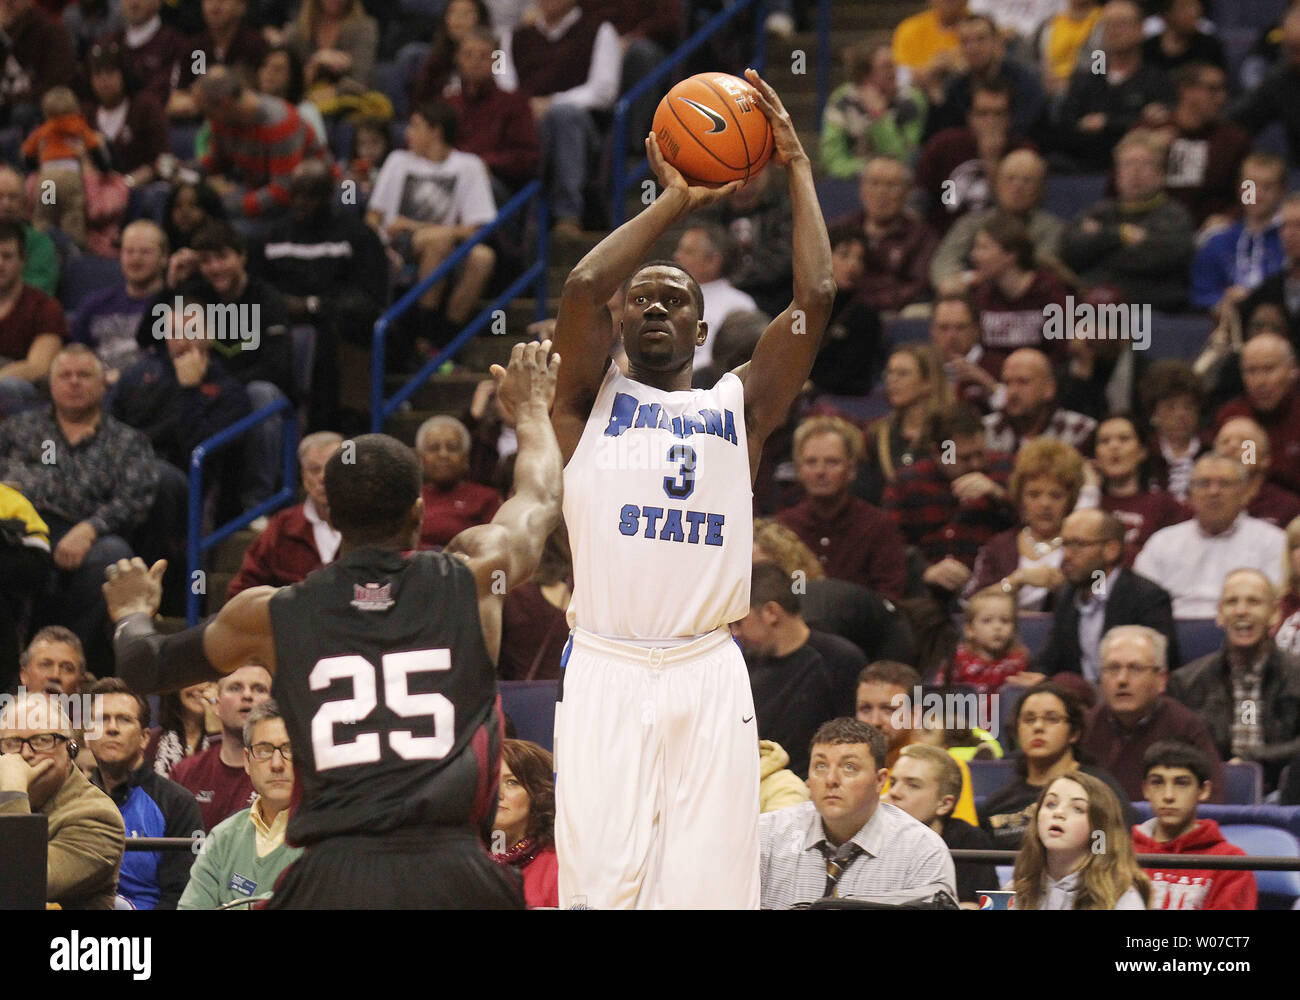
(490, 739), (559, 908)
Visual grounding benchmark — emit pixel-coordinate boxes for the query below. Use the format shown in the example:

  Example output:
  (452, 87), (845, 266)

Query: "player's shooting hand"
(102, 556), (167, 622)
(490, 339), (561, 420)
(744, 68), (806, 167)
(645, 132), (743, 210)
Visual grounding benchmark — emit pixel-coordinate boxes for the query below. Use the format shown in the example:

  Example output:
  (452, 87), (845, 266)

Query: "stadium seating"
(1173, 619), (1224, 666)
(500, 680), (559, 751)
(968, 759), (1015, 800)
(58, 254), (123, 315)
(1042, 173), (1107, 221)
(1218, 824), (1300, 909)
(1223, 761), (1265, 806)
(885, 315), (929, 344)
(1018, 613), (1053, 659)
(1146, 312), (1212, 361)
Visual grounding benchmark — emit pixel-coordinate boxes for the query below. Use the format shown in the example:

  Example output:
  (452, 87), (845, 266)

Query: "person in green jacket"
(179, 700), (302, 909)
(0, 166), (60, 295)
(820, 42), (928, 179)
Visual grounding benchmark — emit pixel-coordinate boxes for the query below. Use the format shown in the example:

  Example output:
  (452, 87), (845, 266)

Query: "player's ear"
(696, 320), (708, 346)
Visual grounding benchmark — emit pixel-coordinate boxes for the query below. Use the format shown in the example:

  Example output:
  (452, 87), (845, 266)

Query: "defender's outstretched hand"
(646, 132), (744, 210)
(490, 339), (561, 422)
(744, 68), (807, 166)
(103, 557), (167, 622)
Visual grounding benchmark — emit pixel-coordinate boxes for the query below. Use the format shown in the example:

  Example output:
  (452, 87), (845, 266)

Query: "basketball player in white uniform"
(550, 70), (834, 908)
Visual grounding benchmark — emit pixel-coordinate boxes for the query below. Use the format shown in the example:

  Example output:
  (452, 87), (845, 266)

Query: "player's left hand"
(744, 68), (806, 167)
(490, 339), (561, 420)
(646, 132), (743, 209)
(102, 557), (167, 622)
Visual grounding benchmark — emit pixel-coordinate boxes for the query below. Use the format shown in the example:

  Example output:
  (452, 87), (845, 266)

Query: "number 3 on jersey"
(310, 649), (455, 770)
(663, 444), (697, 500)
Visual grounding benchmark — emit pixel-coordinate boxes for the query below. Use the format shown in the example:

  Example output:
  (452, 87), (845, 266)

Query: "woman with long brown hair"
(490, 739), (558, 908)
(1013, 771), (1149, 910)
(861, 343), (951, 503)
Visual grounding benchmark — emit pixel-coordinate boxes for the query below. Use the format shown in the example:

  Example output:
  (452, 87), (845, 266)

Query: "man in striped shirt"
(195, 67), (330, 221)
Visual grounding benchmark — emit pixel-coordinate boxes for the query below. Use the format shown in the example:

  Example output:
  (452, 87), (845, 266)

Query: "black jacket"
(1036, 568), (1179, 676)
(1168, 642), (1300, 790)
(941, 816), (998, 904)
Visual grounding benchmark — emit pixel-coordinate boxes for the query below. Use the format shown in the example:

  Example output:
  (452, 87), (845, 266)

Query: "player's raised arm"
(551, 133), (742, 459)
(446, 340), (563, 660)
(732, 69), (836, 475)
(103, 559), (277, 692)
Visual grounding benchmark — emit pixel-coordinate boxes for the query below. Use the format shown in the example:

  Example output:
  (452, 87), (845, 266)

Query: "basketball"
(651, 72), (774, 187)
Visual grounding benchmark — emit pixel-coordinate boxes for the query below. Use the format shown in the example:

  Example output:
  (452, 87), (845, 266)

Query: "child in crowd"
(345, 117), (392, 206)
(20, 86), (109, 247)
(947, 587), (1040, 692)
(1013, 772), (1149, 910)
(1132, 741), (1257, 911)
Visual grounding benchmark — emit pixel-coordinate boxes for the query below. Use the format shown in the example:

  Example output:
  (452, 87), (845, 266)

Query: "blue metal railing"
(611, 0), (769, 228)
(815, 0), (830, 128)
(186, 397), (299, 625)
(371, 181), (548, 432)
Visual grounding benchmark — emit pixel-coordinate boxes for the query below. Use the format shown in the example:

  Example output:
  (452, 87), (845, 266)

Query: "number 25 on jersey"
(310, 649), (455, 770)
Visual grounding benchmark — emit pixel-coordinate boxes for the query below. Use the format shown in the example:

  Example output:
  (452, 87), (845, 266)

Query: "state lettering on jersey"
(603, 392), (739, 447)
(619, 504), (726, 546)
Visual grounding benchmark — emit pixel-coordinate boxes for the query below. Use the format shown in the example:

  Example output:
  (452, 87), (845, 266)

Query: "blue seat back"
(1218, 824), (1300, 909)
(968, 759), (1016, 800)
(1223, 761), (1264, 806)
(59, 254), (124, 314)
(1043, 173), (1107, 220)
(499, 680), (559, 752)
(1174, 618), (1223, 664)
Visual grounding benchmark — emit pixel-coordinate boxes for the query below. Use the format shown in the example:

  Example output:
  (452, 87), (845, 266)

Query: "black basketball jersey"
(268, 547), (501, 846)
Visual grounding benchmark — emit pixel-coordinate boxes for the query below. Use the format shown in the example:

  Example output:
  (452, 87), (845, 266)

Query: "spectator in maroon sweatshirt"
(99, 0), (190, 109)
(416, 414), (501, 549)
(169, 0), (270, 120)
(968, 214), (1069, 373)
(0, 0), (75, 133)
(836, 155), (936, 312)
(1091, 414), (1190, 565)
(1133, 741), (1256, 910)
(914, 78), (1033, 237)
(1145, 61), (1250, 233)
(226, 431), (343, 597)
(1214, 332), (1300, 497)
(776, 415), (908, 603)
(445, 28), (539, 195)
(1213, 415), (1300, 530)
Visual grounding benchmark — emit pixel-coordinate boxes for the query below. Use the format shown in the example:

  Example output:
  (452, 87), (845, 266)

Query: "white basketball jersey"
(564, 366), (753, 639)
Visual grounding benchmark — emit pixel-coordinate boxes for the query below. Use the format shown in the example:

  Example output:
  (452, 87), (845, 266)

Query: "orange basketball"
(651, 73), (774, 187)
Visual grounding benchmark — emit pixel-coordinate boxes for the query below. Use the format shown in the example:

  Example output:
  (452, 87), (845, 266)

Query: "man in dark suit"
(1037, 509), (1179, 682)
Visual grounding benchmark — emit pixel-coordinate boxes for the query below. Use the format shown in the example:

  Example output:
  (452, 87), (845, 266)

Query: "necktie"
(822, 843), (863, 899)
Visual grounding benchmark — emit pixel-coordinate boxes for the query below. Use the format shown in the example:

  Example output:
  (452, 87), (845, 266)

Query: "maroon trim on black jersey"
(468, 696), (503, 828)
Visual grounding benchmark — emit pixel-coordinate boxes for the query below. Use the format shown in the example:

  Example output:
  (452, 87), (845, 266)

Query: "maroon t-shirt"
(169, 742), (256, 832)
(418, 480), (502, 549)
(971, 269), (1070, 373)
(776, 495), (908, 602)
(1102, 489), (1191, 566)
(0, 284), (66, 363)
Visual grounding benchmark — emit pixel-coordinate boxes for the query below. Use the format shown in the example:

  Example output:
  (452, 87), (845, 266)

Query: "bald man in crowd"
(982, 348), (1096, 455)
(1213, 415), (1300, 529)
(1214, 333), (1300, 497)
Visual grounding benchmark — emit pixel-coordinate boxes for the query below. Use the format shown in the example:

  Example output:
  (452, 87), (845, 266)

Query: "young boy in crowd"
(20, 86), (108, 247)
(886, 743), (998, 906)
(1132, 741), (1257, 911)
(946, 587), (1040, 692)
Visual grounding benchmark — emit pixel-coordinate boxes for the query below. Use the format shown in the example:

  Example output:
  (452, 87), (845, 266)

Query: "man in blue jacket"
(86, 677), (202, 909)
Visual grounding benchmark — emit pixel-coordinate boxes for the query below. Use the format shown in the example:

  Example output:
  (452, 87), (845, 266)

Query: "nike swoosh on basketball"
(677, 97), (728, 134)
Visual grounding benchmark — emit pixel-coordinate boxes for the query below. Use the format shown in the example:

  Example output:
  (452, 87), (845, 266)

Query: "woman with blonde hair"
(1013, 771), (1149, 910)
(965, 439), (1084, 609)
(862, 343), (952, 503)
(753, 519), (825, 581)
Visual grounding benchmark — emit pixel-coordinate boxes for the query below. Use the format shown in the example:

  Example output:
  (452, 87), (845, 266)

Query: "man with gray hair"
(416, 415), (502, 549)
(0, 690), (125, 909)
(179, 698), (303, 909)
(17, 626), (86, 697)
(1170, 568), (1300, 792)
(1213, 332), (1300, 498)
(1081, 624), (1223, 801)
(1135, 454), (1286, 617)
(227, 432), (343, 598)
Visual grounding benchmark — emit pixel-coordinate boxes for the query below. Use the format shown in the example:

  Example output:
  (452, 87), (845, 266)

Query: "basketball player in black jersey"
(103, 341), (563, 908)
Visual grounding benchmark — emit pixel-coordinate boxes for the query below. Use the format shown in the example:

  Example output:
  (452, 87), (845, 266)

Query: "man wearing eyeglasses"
(180, 700), (302, 909)
(1080, 625), (1223, 801)
(1037, 508), (1178, 682)
(84, 677), (202, 909)
(0, 691), (124, 909)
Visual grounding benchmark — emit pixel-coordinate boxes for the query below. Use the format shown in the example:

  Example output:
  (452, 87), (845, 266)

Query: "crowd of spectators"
(2, 0), (1300, 911)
